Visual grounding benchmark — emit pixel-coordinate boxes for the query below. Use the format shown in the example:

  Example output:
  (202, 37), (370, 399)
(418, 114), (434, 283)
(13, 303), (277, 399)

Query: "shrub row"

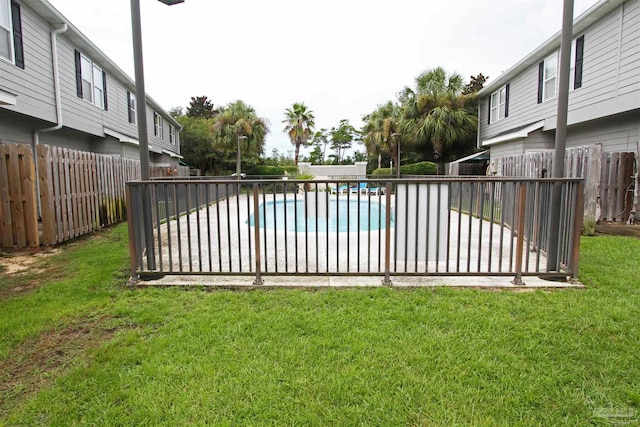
(372, 161), (437, 176)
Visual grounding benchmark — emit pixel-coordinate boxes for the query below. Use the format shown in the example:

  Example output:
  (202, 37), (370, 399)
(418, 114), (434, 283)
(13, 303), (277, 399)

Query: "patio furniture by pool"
(330, 183), (384, 195)
(331, 185), (350, 194)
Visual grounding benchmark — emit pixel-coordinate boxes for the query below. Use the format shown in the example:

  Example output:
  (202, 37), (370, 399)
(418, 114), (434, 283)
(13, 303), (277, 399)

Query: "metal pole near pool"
(547, 0), (574, 272)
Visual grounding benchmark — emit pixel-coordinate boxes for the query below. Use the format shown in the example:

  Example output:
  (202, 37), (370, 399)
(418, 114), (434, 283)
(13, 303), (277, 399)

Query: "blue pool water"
(248, 199), (392, 232)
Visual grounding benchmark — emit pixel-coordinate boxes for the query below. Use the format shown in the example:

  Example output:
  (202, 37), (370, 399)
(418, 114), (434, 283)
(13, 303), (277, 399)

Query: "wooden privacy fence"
(0, 143), (189, 250)
(500, 145), (637, 222)
(0, 144), (39, 249)
(37, 145), (141, 246)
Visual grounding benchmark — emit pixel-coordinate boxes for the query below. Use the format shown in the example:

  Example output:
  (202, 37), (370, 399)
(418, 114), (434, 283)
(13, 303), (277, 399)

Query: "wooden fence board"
(8, 144), (27, 248)
(18, 144), (39, 247)
(0, 145), (14, 248)
(37, 144), (56, 245)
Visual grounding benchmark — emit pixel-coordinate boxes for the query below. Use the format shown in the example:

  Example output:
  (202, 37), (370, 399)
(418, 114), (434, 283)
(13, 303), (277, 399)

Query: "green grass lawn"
(1, 224), (639, 425)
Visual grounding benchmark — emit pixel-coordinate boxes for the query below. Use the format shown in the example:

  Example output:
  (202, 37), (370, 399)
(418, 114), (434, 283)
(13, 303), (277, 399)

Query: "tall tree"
(309, 128), (330, 164)
(176, 115), (228, 175)
(187, 96), (218, 118)
(283, 102), (315, 165)
(329, 119), (358, 164)
(400, 68), (477, 174)
(213, 100), (269, 162)
(463, 73), (489, 95)
(362, 101), (401, 170)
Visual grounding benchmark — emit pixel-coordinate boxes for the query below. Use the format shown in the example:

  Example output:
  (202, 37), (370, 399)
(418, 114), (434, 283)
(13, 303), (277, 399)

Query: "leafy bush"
(372, 168), (392, 176)
(372, 161), (437, 176)
(246, 165), (287, 176)
(400, 161), (437, 175)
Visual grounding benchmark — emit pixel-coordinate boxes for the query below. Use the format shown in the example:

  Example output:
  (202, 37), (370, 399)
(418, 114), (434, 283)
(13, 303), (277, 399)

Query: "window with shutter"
(10, 0), (22, 68)
(574, 36), (584, 90)
(489, 84), (509, 123)
(0, 0), (14, 63)
(74, 50), (109, 110)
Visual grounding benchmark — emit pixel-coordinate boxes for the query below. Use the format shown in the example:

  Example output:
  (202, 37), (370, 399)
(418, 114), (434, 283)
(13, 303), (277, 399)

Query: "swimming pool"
(248, 198), (392, 232)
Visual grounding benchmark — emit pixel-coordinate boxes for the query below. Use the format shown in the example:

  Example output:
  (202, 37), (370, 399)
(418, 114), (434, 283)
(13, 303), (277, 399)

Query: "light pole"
(547, 0), (574, 272)
(131, 0), (184, 180)
(130, 0), (184, 273)
(391, 133), (401, 178)
(237, 135), (248, 179)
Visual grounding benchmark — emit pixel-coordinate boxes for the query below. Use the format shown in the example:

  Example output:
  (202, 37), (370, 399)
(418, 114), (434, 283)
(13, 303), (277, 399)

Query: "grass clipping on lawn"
(1, 224), (639, 425)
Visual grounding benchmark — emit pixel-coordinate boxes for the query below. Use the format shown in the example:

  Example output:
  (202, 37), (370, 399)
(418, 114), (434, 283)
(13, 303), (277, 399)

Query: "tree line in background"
(172, 68), (487, 176)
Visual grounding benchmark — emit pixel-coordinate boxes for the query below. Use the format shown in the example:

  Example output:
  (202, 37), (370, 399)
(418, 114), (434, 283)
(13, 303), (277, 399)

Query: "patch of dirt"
(0, 317), (122, 417)
(0, 249), (66, 299)
(595, 222), (640, 239)
(0, 249), (60, 275)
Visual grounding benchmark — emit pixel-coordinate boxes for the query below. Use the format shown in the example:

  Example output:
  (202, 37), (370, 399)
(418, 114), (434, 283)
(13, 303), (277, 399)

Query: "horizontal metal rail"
(126, 177), (584, 284)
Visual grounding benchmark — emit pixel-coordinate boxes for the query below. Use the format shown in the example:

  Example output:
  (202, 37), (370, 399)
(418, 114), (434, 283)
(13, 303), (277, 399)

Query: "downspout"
(32, 23), (67, 216)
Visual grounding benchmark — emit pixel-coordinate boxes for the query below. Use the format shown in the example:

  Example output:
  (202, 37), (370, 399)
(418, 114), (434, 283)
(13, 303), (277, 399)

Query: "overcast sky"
(47, 0), (596, 157)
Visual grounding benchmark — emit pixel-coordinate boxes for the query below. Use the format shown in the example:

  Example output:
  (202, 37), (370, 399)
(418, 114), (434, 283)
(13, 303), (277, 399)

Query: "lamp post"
(131, 0), (184, 181)
(130, 0), (184, 273)
(391, 133), (401, 179)
(237, 135), (248, 180)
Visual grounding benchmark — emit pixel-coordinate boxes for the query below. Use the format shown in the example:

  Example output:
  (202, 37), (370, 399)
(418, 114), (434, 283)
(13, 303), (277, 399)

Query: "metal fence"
(126, 177), (584, 284)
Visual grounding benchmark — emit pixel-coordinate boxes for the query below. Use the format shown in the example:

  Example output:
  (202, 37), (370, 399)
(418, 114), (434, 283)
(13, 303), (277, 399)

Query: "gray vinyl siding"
(480, 0), (640, 149)
(618, 0), (640, 97)
(488, 141), (526, 157)
(489, 129), (555, 156)
(123, 143), (141, 160)
(0, 110), (46, 143)
(566, 111), (640, 152)
(0, 1), (55, 123)
(38, 127), (94, 152)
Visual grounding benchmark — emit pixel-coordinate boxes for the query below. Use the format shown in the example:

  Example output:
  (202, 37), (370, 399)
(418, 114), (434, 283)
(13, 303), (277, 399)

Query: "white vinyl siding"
(542, 52), (558, 102)
(0, 0), (13, 62)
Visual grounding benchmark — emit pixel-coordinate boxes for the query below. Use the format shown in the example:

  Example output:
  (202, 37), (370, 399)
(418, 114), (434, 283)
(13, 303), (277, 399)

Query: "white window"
(0, 0), (13, 62)
(78, 52), (105, 108)
(154, 113), (163, 138)
(128, 92), (136, 124)
(169, 124), (176, 145)
(542, 52), (558, 102)
(490, 85), (508, 123)
(93, 65), (104, 109)
(80, 55), (93, 102)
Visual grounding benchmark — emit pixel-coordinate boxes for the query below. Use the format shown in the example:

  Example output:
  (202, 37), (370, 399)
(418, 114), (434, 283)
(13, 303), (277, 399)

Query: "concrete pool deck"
(138, 274), (583, 289)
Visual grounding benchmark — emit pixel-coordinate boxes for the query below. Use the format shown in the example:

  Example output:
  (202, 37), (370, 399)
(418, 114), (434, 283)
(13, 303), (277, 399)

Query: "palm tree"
(213, 100), (269, 160)
(283, 102), (315, 165)
(400, 68), (477, 174)
(362, 102), (401, 170)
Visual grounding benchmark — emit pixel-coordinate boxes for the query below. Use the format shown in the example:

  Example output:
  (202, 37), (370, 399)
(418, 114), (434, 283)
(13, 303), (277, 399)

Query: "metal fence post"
(126, 184), (139, 283)
(569, 180), (585, 282)
(512, 182), (527, 286)
(252, 183), (263, 285)
(383, 182), (392, 286)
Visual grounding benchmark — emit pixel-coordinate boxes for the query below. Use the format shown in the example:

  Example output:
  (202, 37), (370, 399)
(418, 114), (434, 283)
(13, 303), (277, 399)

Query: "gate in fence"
(127, 177), (584, 285)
